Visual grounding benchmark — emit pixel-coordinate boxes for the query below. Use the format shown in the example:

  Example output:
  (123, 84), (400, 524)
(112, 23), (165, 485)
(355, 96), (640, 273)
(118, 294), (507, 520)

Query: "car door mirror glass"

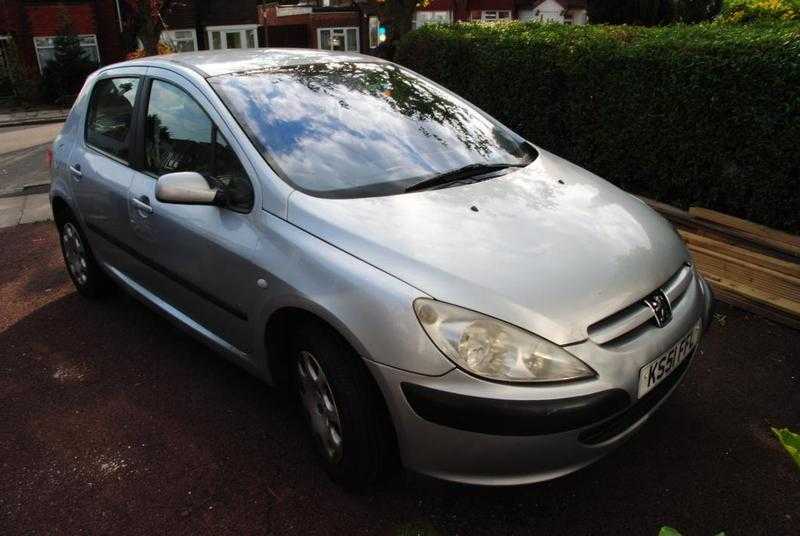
(155, 172), (221, 205)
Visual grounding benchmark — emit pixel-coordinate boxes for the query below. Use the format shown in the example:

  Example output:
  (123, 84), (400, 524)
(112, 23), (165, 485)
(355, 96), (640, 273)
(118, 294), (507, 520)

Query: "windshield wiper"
(404, 163), (524, 193)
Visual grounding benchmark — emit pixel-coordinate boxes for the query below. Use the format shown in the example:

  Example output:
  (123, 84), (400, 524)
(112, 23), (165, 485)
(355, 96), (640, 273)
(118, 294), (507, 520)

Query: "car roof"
(104, 49), (389, 78)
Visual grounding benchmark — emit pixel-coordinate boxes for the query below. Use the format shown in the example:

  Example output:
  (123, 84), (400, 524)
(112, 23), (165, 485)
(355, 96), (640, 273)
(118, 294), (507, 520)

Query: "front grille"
(587, 264), (694, 345)
(578, 352), (693, 445)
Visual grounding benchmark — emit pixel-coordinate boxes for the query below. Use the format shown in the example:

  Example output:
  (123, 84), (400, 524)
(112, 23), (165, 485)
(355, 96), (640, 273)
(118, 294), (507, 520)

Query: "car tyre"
(290, 319), (396, 490)
(57, 216), (110, 298)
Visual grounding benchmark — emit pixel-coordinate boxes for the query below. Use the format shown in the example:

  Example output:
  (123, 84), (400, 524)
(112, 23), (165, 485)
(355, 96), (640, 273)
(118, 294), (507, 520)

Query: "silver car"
(50, 49), (713, 488)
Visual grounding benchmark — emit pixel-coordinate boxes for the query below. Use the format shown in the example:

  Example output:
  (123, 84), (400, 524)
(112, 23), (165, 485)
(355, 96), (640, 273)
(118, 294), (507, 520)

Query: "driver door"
(126, 70), (261, 354)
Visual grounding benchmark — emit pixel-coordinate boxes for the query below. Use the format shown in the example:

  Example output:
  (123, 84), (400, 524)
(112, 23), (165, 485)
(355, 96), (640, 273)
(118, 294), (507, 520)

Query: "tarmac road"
(0, 123), (62, 196)
(1, 222), (798, 535)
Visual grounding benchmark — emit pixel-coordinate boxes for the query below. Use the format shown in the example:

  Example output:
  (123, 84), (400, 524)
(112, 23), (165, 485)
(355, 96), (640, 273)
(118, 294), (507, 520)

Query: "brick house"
(259, 1), (366, 52)
(0, 0), (264, 93)
(259, 0), (587, 56)
(158, 0), (264, 53)
(0, 0), (126, 87)
(413, 0), (587, 27)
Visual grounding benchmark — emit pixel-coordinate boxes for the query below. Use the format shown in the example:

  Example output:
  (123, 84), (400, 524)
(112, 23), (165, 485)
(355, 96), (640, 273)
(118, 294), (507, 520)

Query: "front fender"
(250, 211), (456, 382)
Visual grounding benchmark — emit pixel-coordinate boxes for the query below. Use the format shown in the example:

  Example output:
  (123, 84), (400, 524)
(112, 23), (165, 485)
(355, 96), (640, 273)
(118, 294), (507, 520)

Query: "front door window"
(144, 79), (253, 212)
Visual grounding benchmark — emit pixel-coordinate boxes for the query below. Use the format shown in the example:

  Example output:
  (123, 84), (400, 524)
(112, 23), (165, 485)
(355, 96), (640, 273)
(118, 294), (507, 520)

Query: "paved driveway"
(1, 222), (798, 535)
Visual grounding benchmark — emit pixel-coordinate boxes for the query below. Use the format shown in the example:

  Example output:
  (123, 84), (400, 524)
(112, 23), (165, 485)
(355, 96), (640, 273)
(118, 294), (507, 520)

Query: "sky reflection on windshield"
(212, 62), (535, 197)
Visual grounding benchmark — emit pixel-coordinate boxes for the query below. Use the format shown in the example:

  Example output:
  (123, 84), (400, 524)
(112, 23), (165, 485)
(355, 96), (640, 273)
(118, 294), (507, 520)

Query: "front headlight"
(414, 299), (595, 383)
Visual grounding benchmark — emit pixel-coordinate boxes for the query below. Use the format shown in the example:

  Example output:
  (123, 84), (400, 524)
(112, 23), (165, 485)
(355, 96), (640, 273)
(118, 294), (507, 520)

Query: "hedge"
(395, 22), (800, 234)
(721, 0), (800, 23)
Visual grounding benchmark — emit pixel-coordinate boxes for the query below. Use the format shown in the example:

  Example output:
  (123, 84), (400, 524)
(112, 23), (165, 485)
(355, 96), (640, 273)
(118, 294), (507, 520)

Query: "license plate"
(637, 320), (701, 399)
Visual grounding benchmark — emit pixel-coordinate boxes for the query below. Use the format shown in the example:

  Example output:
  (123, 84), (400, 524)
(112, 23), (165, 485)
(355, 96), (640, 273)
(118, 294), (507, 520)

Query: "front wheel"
(291, 321), (396, 489)
(58, 218), (110, 298)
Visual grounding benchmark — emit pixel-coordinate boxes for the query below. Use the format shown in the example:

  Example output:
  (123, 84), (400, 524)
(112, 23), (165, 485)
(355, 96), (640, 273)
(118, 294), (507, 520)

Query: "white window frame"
(33, 34), (100, 73)
(413, 10), (452, 29)
(206, 24), (259, 51)
(160, 28), (198, 53)
(481, 10), (512, 22)
(316, 27), (360, 52)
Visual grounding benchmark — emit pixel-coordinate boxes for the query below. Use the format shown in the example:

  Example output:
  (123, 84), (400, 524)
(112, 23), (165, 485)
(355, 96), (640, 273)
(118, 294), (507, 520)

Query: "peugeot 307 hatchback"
(50, 49), (713, 488)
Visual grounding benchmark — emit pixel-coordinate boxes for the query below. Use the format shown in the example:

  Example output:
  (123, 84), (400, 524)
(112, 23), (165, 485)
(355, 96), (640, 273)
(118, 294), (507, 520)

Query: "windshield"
(210, 62), (536, 198)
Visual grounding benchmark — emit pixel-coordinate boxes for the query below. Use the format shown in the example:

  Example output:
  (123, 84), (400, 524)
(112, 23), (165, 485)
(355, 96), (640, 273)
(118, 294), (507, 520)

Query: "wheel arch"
(264, 305), (370, 388)
(51, 195), (73, 229)
(263, 305), (399, 452)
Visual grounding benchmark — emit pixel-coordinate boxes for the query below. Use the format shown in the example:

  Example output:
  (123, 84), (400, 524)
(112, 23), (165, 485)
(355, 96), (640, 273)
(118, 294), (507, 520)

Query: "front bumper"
(366, 276), (715, 486)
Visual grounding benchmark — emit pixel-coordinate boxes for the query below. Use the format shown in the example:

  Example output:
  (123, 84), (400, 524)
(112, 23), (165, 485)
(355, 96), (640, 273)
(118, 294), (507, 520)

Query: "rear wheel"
(290, 320), (396, 489)
(58, 217), (110, 298)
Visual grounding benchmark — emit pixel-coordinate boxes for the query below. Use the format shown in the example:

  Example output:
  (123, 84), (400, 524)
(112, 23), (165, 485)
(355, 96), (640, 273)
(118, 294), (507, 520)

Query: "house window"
(33, 34), (99, 73)
(160, 29), (198, 52)
(207, 25), (258, 51)
(481, 10), (512, 21)
(413, 11), (452, 29)
(317, 27), (359, 52)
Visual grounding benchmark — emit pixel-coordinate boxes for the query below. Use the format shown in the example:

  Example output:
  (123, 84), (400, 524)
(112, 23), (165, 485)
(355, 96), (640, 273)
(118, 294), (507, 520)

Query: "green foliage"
(373, 0), (431, 46)
(659, 527), (726, 535)
(396, 22), (800, 233)
(720, 0), (800, 23)
(588, 0), (723, 25)
(772, 427), (800, 468)
(40, 20), (98, 104)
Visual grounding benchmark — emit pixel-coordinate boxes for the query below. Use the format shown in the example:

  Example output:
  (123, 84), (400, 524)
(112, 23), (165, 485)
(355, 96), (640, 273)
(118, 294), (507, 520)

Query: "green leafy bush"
(720, 0), (800, 23)
(396, 22), (800, 233)
(772, 427), (800, 468)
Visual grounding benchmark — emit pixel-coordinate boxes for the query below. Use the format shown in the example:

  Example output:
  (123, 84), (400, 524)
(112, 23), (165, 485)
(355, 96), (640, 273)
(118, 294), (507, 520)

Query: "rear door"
(126, 69), (261, 354)
(71, 70), (145, 272)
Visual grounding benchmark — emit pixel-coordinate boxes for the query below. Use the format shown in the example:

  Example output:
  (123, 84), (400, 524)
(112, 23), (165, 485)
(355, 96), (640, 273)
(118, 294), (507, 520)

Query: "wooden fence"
(641, 198), (800, 330)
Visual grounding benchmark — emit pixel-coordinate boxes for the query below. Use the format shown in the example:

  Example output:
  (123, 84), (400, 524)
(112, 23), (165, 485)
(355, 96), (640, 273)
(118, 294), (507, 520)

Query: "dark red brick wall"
(417, 0), (453, 11)
(163, 0), (197, 30)
(200, 0), (259, 27)
(471, 0), (516, 12)
(261, 6), (361, 50)
(412, 0), (517, 19)
(164, 0), (260, 49)
(93, 0), (126, 65)
(0, 0), (25, 35)
(26, 3), (97, 35)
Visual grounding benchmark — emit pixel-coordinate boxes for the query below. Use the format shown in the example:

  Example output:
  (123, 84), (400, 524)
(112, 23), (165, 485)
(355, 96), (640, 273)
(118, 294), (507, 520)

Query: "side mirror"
(155, 172), (224, 206)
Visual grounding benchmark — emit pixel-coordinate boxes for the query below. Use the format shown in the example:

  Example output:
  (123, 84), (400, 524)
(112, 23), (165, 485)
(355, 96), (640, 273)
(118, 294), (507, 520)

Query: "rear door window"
(85, 77), (140, 162)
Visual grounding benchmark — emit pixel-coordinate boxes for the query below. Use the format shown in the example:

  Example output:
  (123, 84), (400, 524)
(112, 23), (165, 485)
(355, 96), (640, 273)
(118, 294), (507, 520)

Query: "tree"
(40, 15), (98, 104)
(588, 0), (722, 25)
(372, 0), (431, 49)
(125, 0), (185, 56)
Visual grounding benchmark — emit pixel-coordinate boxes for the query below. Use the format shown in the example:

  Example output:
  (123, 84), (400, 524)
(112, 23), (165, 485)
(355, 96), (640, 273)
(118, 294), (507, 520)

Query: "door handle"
(69, 164), (83, 180)
(132, 196), (153, 214)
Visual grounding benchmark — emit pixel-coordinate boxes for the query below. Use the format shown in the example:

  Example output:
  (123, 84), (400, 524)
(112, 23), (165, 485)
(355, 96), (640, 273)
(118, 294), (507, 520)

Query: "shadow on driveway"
(1, 223), (798, 535)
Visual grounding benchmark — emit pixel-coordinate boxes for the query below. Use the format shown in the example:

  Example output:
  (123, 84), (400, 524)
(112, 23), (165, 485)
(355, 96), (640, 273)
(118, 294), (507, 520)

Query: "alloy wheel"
(296, 350), (344, 463)
(62, 223), (89, 286)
